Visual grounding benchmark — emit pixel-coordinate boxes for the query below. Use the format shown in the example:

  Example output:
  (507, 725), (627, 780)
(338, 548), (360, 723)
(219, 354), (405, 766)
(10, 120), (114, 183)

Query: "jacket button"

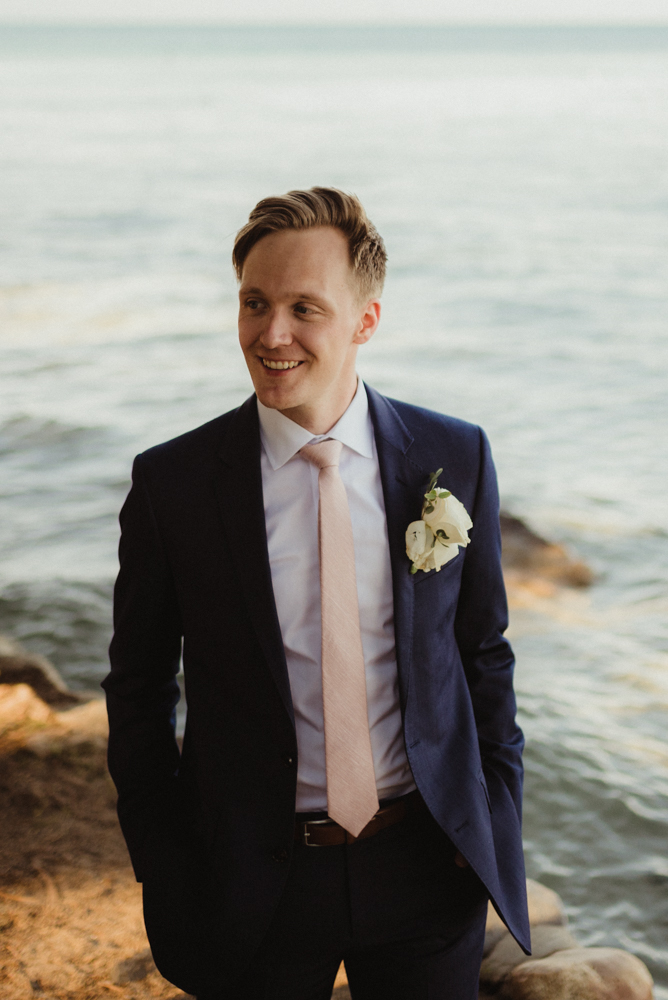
(286, 756), (294, 767)
(272, 848), (289, 863)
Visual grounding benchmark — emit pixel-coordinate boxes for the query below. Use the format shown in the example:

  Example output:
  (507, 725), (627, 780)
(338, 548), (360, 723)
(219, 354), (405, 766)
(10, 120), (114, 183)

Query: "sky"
(1, 0), (668, 24)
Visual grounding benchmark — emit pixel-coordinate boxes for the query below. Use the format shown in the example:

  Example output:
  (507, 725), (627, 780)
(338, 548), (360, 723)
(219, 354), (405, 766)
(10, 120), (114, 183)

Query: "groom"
(103, 187), (529, 1000)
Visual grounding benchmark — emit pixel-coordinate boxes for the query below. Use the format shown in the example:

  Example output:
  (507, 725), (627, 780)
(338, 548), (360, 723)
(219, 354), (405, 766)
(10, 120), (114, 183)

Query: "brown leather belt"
(294, 790), (425, 847)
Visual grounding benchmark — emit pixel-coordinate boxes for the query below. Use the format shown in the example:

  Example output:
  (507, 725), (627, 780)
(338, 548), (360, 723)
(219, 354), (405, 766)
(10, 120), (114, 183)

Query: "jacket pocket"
(413, 549), (462, 585)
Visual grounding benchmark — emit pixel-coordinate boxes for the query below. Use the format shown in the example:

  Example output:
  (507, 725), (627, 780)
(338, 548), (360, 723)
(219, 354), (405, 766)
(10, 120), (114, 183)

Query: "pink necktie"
(299, 439), (379, 837)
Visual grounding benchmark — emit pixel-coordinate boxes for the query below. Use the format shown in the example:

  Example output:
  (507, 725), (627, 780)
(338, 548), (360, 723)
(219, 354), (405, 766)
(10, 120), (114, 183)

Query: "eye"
(245, 298), (262, 310)
(294, 304), (313, 315)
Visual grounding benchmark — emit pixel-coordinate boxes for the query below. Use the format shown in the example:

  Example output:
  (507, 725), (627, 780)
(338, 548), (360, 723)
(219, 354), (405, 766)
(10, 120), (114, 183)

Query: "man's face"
(238, 226), (379, 429)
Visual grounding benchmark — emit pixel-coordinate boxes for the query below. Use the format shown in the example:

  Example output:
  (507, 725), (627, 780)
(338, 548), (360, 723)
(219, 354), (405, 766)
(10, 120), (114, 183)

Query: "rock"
(0, 682), (107, 752)
(500, 947), (654, 1000)
(525, 878), (568, 928)
(484, 879), (568, 956)
(111, 948), (156, 985)
(485, 904), (512, 955)
(0, 635), (82, 707)
(500, 513), (593, 589)
(0, 683), (54, 730)
(481, 924), (579, 989)
(53, 697), (107, 732)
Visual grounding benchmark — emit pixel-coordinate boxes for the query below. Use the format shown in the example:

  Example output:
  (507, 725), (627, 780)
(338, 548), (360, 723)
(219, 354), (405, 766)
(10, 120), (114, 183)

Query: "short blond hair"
(233, 186), (387, 300)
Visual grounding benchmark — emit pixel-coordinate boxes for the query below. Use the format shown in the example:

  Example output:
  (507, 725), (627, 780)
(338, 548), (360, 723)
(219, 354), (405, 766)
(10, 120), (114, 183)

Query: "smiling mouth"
(261, 359), (304, 370)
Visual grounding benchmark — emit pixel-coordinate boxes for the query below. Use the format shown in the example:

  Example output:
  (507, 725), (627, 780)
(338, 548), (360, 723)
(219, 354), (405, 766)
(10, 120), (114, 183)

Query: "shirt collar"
(257, 379), (374, 471)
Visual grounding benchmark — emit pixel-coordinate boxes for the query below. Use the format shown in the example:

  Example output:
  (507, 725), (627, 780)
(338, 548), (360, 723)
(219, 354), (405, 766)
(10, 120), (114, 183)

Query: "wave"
(0, 415), (103, 455)
(0, 579), (113, 692)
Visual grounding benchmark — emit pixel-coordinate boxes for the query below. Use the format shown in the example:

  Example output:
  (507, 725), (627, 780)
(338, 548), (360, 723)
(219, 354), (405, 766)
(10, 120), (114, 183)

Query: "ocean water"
(0, 24), (667, 989)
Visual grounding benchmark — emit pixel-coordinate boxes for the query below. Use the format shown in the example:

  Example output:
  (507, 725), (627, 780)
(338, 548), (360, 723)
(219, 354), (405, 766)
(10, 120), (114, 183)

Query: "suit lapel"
(213, 395), (294, 727)
(365, 385), (429, 706)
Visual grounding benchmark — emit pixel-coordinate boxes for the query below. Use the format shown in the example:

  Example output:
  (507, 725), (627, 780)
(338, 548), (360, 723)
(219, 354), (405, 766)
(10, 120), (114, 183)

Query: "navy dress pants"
(203, 803), (489, 1000)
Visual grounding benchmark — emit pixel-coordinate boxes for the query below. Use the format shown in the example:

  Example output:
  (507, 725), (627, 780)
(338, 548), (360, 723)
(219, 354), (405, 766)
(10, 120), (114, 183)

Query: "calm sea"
(0, 24), (667, 989)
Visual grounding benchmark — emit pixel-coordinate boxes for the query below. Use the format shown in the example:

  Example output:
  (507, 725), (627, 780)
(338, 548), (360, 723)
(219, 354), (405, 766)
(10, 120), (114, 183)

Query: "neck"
(278, 375), (358, 435)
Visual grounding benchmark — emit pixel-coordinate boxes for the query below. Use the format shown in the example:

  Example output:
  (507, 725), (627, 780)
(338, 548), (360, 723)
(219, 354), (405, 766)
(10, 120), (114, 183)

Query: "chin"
(254, 383), (300, 411)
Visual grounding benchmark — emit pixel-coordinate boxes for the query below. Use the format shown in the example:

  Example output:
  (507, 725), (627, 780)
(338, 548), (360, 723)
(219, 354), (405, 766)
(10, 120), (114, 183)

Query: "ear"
(353, 299), (381, 346)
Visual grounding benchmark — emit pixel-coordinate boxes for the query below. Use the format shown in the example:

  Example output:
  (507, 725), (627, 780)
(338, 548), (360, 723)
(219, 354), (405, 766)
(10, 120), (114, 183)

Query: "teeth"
(262, 359), (302, 370)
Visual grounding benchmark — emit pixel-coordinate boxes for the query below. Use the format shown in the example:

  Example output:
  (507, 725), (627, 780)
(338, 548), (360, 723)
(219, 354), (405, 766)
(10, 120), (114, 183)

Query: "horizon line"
(2, 21), (668, 29)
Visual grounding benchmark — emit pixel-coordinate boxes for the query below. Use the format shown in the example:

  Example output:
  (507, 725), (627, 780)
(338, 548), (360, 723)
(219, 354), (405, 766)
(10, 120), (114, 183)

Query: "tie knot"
(299, 439), (343, 470)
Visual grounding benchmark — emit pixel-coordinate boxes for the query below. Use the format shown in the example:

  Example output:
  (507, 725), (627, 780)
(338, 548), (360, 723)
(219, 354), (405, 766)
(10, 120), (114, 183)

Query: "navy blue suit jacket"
(103, 385), (530, 995)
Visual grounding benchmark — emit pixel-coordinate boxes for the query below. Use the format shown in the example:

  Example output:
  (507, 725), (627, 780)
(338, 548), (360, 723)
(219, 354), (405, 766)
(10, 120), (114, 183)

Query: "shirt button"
(272, 848), (289, 863)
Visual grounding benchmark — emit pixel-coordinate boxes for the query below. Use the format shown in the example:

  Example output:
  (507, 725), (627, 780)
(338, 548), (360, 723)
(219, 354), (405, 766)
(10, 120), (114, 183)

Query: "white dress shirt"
(257, 380), (416, 812)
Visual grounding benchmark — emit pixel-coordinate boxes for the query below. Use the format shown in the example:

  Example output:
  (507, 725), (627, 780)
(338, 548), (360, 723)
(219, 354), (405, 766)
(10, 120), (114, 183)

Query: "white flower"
(406, 520), (429, 565)
(405, 472), (473, 575)
(431, 538), (461, 570)
(422, 494), (472, 547)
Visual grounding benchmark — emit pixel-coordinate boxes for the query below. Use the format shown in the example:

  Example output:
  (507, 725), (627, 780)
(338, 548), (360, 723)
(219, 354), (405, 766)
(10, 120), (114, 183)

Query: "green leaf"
(410, 564), (418, 575)
(424, 503), (434, 514)
(427, 468), (443, 493)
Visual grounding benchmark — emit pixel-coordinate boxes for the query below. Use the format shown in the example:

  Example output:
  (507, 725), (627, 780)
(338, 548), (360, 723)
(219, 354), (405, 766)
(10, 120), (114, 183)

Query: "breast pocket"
(412, 548), (463, 585)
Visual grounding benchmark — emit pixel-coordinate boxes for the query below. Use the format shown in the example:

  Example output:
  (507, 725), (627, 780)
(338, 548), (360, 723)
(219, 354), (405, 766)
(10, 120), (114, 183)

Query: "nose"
(260, 308), (294, 350)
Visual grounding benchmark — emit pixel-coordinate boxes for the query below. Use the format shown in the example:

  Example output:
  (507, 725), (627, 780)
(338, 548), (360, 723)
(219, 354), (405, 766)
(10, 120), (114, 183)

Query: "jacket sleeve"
(102, 453), (184, 881)
(454, 428), (524, 825)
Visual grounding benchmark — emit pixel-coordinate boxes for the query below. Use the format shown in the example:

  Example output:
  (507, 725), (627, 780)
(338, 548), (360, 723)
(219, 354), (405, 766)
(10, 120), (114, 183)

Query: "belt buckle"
(302, 817), (334, 846)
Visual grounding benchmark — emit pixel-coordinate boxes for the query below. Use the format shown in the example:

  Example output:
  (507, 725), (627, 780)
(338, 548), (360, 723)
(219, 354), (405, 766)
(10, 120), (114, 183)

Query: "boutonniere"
(405, 469), (473, 574)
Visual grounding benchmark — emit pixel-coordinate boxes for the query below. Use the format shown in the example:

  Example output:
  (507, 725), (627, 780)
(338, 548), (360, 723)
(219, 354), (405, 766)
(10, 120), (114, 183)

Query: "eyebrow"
(239, 287), (329, 305)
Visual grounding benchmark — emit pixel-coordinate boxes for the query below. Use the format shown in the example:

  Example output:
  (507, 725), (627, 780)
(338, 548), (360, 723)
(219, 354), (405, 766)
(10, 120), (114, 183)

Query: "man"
(103, 187), (529, 1000)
